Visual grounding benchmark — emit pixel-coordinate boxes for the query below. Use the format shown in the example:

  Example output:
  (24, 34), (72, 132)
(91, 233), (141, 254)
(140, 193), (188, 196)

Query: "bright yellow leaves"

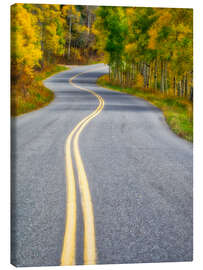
(148, 28), (157, 50)
(11, 4), (42, 78)
(148, 9), (171, 51)
(158, 9), (172, 26)
(62, 5), (80, 19)
(11, 3), (101, 86)
(11, 4), (67, 81)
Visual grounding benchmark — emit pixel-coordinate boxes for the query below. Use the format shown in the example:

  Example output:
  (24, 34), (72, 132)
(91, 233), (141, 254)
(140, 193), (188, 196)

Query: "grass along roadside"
(97, 74), (193, 142)
(11, 65), (68, 116)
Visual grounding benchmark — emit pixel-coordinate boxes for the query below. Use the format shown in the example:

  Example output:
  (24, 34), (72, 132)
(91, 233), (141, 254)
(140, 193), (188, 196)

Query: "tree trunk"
(39, 21), (45, 68)
(178, 80), (181, 97)
(143, 63), (147, 88)
(161, 60), (165, 93)
(146, 64), (150, 88)
(67, 16), (72, 60)
(190, 86), (193, 101)
(181, 79), (184, 96)
(121, 64), (123, 86)
(190, 71), (193, 101)
(133, 63), (136, 86)
(164, 61), (168, 92)
(87, 8), (91, 35)
(154, 59), (158, 90)
(149, 63), (153, 88)
(174, 76), (176, 96)
(185, 73), (188, 97)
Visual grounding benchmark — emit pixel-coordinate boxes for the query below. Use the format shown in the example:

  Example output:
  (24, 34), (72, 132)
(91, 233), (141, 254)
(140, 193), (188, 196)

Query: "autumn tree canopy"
(94, 6), (193, 99)
(11, 4), (97, 83)
(11, 4), (193, 100)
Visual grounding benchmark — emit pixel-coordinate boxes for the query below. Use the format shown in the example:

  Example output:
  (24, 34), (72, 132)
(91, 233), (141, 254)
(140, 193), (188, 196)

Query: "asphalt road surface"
(11, 64), (193, 267)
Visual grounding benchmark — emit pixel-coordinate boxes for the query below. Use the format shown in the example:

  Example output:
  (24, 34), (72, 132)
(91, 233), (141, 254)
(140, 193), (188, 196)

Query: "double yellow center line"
(61, 68), (105, 265)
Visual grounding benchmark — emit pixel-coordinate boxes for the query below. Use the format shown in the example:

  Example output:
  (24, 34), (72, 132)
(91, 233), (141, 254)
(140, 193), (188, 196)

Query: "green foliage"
(96, 7), (128, 64)
(94, 7), (193, 100)
(11, 4), (193, 120)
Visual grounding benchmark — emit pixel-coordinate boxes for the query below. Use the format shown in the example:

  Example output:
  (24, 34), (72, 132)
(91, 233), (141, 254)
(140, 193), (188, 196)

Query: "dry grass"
(11, 65), (68, 116)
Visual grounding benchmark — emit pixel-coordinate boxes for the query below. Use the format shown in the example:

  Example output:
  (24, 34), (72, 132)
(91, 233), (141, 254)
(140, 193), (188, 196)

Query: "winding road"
(11, 64), (193, 267)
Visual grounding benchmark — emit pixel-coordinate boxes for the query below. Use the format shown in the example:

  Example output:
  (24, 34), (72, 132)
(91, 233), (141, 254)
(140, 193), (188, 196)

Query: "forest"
(11, 4), (193, 97)
(95, 6), (193, 100)
(11, 4), (193, 140)
(11, 4), (100, 115)
(11, 4), (98, 87)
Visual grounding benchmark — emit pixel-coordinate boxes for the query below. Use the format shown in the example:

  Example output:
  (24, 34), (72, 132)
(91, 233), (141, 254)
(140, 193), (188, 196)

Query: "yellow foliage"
(125, 43), (136, 54)
(148, 28), (157, 49)
(158, 9), (172, 26)
(136, 73), (144, 88)
(126, 7), (135, 17)
(62, 5), (80, 20)
(11, 4), (42, 78)
(71, 48), (83, 62)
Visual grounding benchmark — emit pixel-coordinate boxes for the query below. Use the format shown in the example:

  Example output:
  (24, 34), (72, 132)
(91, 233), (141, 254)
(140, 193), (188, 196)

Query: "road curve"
(11, 64), (193, 267)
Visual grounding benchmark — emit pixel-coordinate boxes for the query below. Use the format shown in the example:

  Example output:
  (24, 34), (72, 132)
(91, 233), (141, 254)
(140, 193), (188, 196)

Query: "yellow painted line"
(73, 97), (104, 265)
(61, 130), (77, 265)
(61, 67), (105, 265)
